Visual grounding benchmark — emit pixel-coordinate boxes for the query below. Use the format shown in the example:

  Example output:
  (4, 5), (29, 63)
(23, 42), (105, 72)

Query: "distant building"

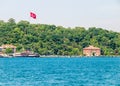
(0, 44), (16, 53)
(83, 45), (101, 56)
(15, 50), (39, 57)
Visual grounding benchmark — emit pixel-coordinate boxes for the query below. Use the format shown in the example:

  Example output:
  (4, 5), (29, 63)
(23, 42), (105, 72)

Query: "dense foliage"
(0, 18), (120, 55)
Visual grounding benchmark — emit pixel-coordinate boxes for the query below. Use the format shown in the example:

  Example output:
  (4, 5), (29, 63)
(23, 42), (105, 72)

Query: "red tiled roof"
(83, 45), (100, 50)
(1, 44), (16, 48)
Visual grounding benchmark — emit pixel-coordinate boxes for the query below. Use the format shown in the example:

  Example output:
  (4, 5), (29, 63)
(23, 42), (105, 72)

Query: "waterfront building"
(0, 44), (16, 53)
(83, 45), (101, 56)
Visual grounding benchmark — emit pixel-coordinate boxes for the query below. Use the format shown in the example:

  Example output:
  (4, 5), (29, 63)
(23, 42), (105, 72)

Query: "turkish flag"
(30, 12), (36, 19)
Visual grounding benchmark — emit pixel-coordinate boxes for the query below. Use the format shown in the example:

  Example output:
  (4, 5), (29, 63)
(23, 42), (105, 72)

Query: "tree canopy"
(0, 18), (120, 55)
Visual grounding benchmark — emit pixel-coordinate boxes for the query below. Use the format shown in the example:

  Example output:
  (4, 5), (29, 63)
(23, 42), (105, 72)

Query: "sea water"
(0, 57), (120, 86)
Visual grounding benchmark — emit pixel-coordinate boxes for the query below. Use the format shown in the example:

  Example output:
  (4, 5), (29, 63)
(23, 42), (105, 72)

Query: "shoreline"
(0, 55), (120, 58)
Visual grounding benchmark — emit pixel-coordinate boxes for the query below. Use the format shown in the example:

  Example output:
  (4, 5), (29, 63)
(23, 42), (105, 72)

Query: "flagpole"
(26, 12), (33, 35)
(29, 12), (32, 24)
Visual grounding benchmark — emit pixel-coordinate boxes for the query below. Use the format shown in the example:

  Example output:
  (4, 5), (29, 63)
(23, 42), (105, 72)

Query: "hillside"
(0, 18), (120, 55)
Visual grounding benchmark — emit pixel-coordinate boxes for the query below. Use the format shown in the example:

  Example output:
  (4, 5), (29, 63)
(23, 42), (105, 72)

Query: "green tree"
(5, 48), (13, 54)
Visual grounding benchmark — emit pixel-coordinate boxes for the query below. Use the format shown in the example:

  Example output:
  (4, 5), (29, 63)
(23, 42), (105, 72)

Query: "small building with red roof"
(0, 44), (16, 53)
(83, 45), (101, 56)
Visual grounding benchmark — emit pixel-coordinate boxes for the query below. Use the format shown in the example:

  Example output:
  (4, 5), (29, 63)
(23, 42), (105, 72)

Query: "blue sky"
(0, 0), (120, 32)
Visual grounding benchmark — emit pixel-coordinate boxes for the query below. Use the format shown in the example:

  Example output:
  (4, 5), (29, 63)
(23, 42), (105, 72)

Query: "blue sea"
(0, 57), (120, 86)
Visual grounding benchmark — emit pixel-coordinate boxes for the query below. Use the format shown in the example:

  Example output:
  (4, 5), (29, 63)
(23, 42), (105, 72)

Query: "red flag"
(30, 12), (36, 19)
